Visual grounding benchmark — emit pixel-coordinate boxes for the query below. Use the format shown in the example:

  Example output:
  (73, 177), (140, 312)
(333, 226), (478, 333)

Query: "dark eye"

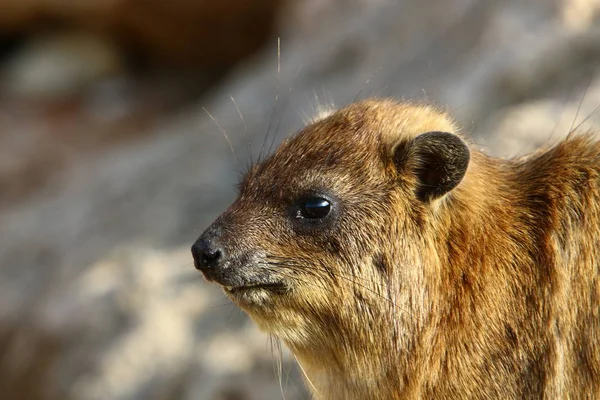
(299, 198), (331, 219)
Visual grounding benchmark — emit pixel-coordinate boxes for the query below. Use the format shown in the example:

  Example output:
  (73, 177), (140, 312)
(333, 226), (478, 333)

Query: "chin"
(223, 285), (277, 307)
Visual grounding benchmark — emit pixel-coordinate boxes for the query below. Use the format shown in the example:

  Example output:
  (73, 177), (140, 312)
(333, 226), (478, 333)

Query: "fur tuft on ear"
(394, 131), (470, 202)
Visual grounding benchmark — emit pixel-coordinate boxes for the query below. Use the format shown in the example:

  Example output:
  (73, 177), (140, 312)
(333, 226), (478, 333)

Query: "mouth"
(223, 282), (288, 295)
(221, 281), (288, 307)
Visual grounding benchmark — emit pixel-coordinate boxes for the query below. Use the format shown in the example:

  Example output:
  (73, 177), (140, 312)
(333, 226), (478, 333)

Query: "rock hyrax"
(192, 99), (600, 399)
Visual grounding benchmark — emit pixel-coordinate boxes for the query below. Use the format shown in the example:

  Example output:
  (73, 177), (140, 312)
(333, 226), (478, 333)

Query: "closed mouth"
(224, 282), (287, 295)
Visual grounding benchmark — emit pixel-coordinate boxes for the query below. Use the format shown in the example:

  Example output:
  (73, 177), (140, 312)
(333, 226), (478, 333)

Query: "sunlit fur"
(304, 103), (336, 124)
(212, 99), (600, 399)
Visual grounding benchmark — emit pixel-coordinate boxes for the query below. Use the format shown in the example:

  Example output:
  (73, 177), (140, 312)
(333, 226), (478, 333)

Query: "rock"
(2, 32), (122, 100)
(1, 0), (600, 399)
(0, 0), (283, 68)
(478, 79), (600, 157)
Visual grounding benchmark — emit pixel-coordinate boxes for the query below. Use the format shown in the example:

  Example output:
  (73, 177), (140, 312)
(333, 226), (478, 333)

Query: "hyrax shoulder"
(192, 99), (600, 400)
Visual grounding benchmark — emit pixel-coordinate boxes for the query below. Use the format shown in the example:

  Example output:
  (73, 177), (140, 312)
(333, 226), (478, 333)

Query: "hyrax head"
(191, 99), (469, 341)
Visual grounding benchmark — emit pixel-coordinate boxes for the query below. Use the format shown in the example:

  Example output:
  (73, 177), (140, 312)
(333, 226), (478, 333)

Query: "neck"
(409, 149), (560, 397)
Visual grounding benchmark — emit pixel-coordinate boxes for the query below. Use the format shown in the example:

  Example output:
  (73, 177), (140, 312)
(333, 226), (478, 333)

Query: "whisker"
(266, 260), (415, 318)
(354, 66), (383, 103)
(260, 37), (282, 162)
(202, 106), (237, 164)
(180, 262), (194, 268)
(268, 37), (283, 156)
(262, 266), (333, 293)
(266, 256), (389, 287)
(291, 351), (321, 398)
(272, 64), (305, 155)
(568, 74), (593, 137)
(229, 94), (255, 171)
(572, 103), (600, 135)
(546, 83), (577, 143)
(274, 336), (286, 400)
(230, 95), (247, 134)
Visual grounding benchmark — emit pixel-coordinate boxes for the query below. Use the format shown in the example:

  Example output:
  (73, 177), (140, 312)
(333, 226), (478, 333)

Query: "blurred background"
(1, 0), (600, 399)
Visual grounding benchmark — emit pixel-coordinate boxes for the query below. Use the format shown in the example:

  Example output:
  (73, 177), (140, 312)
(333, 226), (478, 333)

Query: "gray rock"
(2, 32), (122, 100)
(1, 0), (600, 399)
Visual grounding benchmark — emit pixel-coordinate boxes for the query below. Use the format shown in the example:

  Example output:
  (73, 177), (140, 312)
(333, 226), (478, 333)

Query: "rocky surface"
(0, 0), (283, 68)
(1, 0), (600, 399)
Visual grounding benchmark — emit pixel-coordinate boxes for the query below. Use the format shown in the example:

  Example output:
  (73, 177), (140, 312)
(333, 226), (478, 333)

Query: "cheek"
(219, 210), (288, 254)
(262, 242), (344, 294)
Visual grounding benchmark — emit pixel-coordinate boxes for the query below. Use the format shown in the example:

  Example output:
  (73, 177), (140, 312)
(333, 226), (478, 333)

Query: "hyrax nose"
(191, 236), (225, 272)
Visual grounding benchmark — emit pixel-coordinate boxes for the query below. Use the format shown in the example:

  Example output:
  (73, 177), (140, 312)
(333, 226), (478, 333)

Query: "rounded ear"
(394, 131), (470, 202)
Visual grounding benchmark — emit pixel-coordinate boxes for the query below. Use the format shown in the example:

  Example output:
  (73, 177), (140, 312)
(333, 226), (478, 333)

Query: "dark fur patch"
(505, 324), (518, 346)
(373, 252), (388, 276)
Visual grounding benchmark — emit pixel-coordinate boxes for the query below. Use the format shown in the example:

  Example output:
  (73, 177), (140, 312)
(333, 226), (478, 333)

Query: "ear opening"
(394, 131), (470, 202)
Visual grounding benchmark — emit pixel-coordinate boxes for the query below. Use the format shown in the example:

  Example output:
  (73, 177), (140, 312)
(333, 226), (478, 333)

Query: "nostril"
(203, 248), (222, 263)
(192, 238), (225, 271)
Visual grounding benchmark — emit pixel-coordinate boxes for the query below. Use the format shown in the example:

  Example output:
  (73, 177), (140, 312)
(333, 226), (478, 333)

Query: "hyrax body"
(192, 99), (600, 399)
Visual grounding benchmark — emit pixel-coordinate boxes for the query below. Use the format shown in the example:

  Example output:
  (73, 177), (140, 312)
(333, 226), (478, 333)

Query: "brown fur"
(195, 99), (600, 399)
